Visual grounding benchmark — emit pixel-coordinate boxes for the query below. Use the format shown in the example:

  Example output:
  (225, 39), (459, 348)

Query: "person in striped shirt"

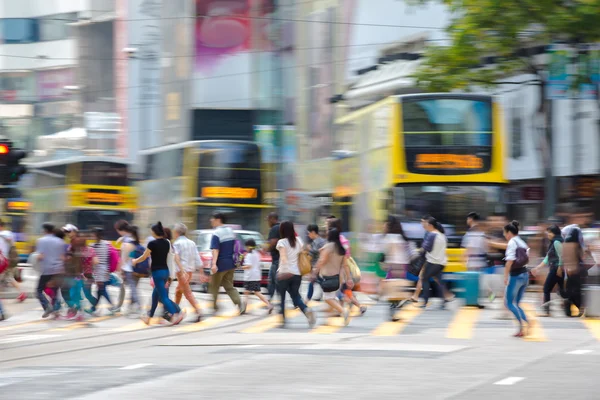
(87, 228), (115, 315)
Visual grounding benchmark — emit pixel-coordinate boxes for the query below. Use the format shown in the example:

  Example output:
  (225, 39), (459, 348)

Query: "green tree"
(412, 0), (600, 217)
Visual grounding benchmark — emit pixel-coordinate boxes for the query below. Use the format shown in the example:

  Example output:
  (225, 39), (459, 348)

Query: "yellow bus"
(25, 156), (137, 242)
(137, 140), (273, 233)
(333, 93), (507, 270)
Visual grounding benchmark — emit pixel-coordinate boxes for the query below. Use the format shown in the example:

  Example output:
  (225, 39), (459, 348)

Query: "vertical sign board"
(547, 44), (572, 100)
(128, 0), (163, 162)
(161, 0), (192, 145)
(115, 0), (129, 158)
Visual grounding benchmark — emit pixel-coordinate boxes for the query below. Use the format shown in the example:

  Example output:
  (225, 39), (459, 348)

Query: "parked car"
(189, 229), (272, 292)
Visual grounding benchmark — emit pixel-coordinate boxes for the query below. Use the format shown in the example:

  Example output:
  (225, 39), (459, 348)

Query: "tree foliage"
(412, 0), (600, 91)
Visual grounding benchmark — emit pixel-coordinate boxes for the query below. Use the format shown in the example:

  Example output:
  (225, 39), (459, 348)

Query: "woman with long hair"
(133, 222), (185, 325)
(327, 217), (366, 315)
(276, 221), (316, 327)
(313, 228), (352, 325)
(418, 216), (452, 309)
(503, 220), (530, 337)
(383, 215), (411, 279)
(532, 225), (566, 316)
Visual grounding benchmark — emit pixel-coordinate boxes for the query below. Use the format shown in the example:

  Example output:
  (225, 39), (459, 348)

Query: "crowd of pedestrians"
(0, 209), (595, 338)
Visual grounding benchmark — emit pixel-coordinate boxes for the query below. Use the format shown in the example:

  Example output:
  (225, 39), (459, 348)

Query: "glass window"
(146, 149), (184, 180)
(80, 162), (128, 186)
(402, 98), (492, 148)
(2, 19), (39, 44)
(74, 210), (133, 241)
(197, 141), (260, 182)
(39, 13), (75, 41)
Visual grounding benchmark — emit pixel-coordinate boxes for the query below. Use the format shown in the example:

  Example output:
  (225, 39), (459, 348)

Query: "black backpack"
(512, 245), (529, 271)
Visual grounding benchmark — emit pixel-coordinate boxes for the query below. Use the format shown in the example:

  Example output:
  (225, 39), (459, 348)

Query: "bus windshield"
(74, 210), (133, 241)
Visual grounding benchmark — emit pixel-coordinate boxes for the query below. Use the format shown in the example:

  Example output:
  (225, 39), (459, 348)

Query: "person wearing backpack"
(133, 222), (185, 325)
(209, 213), (246, 315)
(503, 220), (530, 337)
(532, 225), (567, 316)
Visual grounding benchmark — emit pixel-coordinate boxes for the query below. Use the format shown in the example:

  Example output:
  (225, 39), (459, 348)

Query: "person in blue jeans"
(503, 220), (530, 338)
(133, 221), (184, 326)
(0, 298), (5, 321)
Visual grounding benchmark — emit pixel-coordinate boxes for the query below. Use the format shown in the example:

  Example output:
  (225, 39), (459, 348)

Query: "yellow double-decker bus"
(334, 93), (507, 270)
(3, 198), (31, 260)
(137, 140), (273, 232)
(25, 156), (136, 242)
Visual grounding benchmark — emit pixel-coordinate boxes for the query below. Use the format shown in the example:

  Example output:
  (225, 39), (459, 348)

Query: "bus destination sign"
(201, 187), (258, 199)
(415, 154), (484, 170)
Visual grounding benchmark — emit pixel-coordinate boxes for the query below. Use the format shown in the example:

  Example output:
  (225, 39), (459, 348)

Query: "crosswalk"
(1, 299), (599, 343)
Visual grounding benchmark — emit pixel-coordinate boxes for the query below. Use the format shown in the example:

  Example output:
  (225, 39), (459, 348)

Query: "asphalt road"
(1, 281), (599, 400)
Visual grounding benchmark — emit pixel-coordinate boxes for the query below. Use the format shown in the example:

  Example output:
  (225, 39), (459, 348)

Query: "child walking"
(243, 239), (274, 314)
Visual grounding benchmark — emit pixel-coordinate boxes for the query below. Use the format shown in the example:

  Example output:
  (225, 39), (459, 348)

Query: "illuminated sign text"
(6, 201), (30, 211)
(415, 154), (484, 170)
(86, 192), (126, 204)
(201, 187), (258, 199)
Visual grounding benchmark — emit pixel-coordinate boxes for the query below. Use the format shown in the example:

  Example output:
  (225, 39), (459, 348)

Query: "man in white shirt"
(173, 223), (202, 322)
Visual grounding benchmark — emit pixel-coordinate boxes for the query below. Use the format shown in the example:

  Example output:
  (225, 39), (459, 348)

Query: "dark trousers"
(543, 267), (566, 308)
(277, 274), (307, 322)
(422, 262), (445, 305)
(565, 272), (583, 316)
(37, 274), (59, 310)
(268, 260), (279, 298)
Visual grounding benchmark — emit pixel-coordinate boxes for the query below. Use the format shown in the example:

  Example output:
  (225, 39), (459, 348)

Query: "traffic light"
(7, 147), (27, 183)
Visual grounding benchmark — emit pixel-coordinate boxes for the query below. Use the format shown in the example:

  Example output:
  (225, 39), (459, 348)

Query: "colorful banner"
(36, 69), (75, 101)
(579, 44), (600, 99)
(547, 44), (572, 100)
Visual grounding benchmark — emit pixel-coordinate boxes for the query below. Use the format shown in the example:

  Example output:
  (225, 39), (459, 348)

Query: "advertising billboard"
(193, 0), (276, 109)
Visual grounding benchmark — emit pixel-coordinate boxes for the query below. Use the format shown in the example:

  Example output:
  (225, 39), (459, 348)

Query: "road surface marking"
(0, 334), (61, 344)
(175, 302), (264, 333)
(447, 307), (482, 339)
(241, 311), (298, 334)
(567, 349), (593, 355)
(305, 343), (466, 353)
(371, 305), (422, 336)
(311, 306), (366, 334)
(582, 319), (600, 341)
(120, 363), (153, 370)
(494, 377), (525, 386)
(50, 315), (117, 332)
(114, 317), (164, 331)
(0, 319), (48, 332)
(522, 303), (547, 342)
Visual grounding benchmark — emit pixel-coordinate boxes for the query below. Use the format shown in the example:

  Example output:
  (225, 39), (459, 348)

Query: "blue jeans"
(268, 260), (279, 298)
(505, 272), (529, 325)
(307, 280), (319, 301)
(149, 269), (179, 318)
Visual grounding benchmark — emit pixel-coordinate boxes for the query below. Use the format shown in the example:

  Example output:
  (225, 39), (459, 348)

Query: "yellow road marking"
(175, 302), (264, 333)
(311, 306), (366, 334)
(583, 319), (600, 341)
(240, 300), (321, 333)
(0, 319), (49, 332)
(50, 315), (116, 332)
(522, 303), (547, 342)
(371, 305), (422, 336)
(447, 307), (482, 339)
(114, 318), (163, 331)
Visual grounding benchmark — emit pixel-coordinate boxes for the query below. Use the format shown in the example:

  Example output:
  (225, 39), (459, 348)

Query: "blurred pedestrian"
(209, 213), (246, 314)
(503, 220), (530, 337)
(462, 212), (493, 301)
(306, 224), (326, 302)
(563, 226), (585, 317)
(35, 223), (67, 318)
(172, 223), (203, 322)
(419, 216), (453, 309)
(276, 221), (316, 327)
(327, 216), (367, 315)
(265, 212), (281, 301)
(0, 219), (26, 302)
(242, 239), (273, 313)
(134, 222), (185, 325)
(88, 228), (116, 315)
(115, 220), (141, 315)
(532, 225), (566, 316)
(312, 228), (352, 325)
(67, 235), (96, 321)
